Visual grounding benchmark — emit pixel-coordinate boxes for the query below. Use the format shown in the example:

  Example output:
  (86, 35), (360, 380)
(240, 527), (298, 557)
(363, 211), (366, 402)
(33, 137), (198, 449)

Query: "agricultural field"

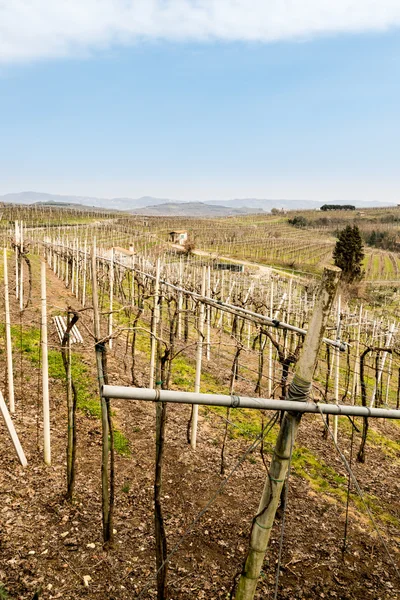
(0, 204), (399, 600)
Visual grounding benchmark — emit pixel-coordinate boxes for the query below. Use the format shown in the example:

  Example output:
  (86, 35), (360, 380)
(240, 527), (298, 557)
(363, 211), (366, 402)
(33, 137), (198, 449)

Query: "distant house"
(104, 245), (135, 265)
(169, 230), (188, 245)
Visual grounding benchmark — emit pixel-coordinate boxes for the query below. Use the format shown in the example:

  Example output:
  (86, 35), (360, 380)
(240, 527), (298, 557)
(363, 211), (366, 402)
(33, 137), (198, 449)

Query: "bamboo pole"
(234, 266), (340, 600)
(41, 261), (51, 465)
(4, 249), (15, 414)
(190, 266), (206, 450)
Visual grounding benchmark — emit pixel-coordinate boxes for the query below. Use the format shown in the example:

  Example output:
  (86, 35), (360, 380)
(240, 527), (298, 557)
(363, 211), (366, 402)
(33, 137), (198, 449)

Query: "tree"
(333, 225), (364, 282)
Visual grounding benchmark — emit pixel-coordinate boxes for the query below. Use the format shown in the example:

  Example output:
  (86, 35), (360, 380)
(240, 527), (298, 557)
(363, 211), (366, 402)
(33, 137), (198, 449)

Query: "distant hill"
(0, 191), (176, 211)
(0, 191), (397, 214)
(131, 202), (263, 217)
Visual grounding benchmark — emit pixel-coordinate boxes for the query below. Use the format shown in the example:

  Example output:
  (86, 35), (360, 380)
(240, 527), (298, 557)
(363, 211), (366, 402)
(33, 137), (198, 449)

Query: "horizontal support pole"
(101, 385), (400, 420)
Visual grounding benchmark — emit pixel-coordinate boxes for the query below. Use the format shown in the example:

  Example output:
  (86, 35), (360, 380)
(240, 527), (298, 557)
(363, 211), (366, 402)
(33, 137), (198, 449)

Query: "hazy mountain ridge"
(0, 191), (397, 215)
(131, 201), (263, 217)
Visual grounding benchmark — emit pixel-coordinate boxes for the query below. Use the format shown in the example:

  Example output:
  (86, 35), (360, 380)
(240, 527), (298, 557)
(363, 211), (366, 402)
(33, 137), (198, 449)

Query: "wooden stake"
(333, 295), (341, 442)
(109, 247), (114, 350)
(235, 266), (340, 600)
(190, 266), (206, 450)
(41, 261), (51, 465)
(4, 249), (15, 414)
(92, 239), (113, 545)
(0, 390), (27, 467)
(149, 259), (161, 389)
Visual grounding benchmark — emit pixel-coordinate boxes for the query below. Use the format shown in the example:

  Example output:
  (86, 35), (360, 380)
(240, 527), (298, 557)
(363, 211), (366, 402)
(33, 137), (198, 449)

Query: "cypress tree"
(333, 225), (365, 282)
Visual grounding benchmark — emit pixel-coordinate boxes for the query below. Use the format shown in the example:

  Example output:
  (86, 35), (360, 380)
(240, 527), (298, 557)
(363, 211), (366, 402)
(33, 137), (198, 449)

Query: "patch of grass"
(113, 429), (131, 457)
(366, 428), (400, 462)
(0, 586), (10, 600)
(292, 445), (400, 526)
(13, 324), (130, 455)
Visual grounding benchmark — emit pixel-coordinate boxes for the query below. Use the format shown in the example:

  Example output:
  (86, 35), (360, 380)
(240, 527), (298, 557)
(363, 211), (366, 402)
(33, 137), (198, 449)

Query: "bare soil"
(0, 260), (399, 600)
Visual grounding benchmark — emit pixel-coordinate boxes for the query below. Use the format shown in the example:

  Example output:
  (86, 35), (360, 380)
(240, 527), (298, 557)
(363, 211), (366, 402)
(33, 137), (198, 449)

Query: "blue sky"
(1, 2), (400, 202)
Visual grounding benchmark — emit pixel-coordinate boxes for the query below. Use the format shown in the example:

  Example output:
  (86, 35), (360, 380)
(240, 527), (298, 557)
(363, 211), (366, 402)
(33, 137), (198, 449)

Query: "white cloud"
(1, 0), (400, 63)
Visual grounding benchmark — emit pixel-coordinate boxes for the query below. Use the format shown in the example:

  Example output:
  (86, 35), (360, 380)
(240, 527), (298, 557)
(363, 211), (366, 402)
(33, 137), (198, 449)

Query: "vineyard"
(0, 204), (399, 599)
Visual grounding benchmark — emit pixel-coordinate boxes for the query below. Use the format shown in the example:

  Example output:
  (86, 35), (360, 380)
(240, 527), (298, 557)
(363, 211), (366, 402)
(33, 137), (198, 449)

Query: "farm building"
(169, 230), (188, 245)
(104, 245), (135, 265)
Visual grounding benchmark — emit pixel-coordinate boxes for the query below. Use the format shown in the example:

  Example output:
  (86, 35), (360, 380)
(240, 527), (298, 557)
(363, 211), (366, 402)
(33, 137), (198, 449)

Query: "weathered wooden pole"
(234, 266), (340, 600)
(149, 259), (161, 389)
(92, 239), (113, 545)
(19, 221), (24, 310)
(15, 221), (19, 299)
(0, 391), (27, 467)
(4, 249), (15, 414)
(370, 322), (395, 408)
(190, 266), (206, 450)
(268, 281), (274, 397)
(177, 258), (183, 339)
(41, 261), (51, 465)
(108, 247), (114, 350)
(351, 304), (362, 404)
(82, 239), (87, 306)
(333, 295), (341, 442)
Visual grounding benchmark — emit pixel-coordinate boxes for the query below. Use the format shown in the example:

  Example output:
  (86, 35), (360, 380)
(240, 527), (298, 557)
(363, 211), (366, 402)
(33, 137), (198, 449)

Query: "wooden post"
(149, 259), (161, 389)
(206, 266), (211, 361)
(108, 247), (114, 350)
(75, 239), (80, 299)
(370, 322), (395, 408)
(333, 295), (341, 442)
(4, 249), (15, 414)
(177, 258), (183, 339)
(92, 239), (113, 545)
(41, 261), (51, 465)
(190, 266), (206, 450)
(82, 239), (87, 306)
(351, 304), (362, 404)
(19, 221), (24, 310)
(234, 266), (340, 600)
(268, 281), (274, 397)
(0, 391), (27, 467)
(15, 221), (19, 299)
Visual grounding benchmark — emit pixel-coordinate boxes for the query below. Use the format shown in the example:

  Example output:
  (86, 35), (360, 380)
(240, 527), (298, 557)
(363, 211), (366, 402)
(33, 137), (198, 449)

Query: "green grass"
(13, 325), (130, 455)
(0, 587), (10, 600)
(113, 429), (131, 456)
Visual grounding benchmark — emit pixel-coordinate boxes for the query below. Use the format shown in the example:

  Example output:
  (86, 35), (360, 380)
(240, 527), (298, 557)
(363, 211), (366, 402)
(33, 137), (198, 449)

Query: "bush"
(288, 216), (308, 228)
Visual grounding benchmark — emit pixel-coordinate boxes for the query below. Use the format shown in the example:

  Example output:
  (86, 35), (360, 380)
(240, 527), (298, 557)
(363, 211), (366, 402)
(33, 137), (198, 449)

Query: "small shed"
(105, 245), (135, 266)
(169, 230), (188, 245)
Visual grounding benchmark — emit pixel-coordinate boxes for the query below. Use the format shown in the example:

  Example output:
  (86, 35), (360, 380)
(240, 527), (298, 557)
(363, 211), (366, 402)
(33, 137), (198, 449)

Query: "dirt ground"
(0, 259), (399, 600)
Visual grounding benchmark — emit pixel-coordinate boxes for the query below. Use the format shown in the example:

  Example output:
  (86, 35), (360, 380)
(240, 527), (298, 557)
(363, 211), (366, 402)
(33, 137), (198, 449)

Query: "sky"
(1, 1), (400, 203)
